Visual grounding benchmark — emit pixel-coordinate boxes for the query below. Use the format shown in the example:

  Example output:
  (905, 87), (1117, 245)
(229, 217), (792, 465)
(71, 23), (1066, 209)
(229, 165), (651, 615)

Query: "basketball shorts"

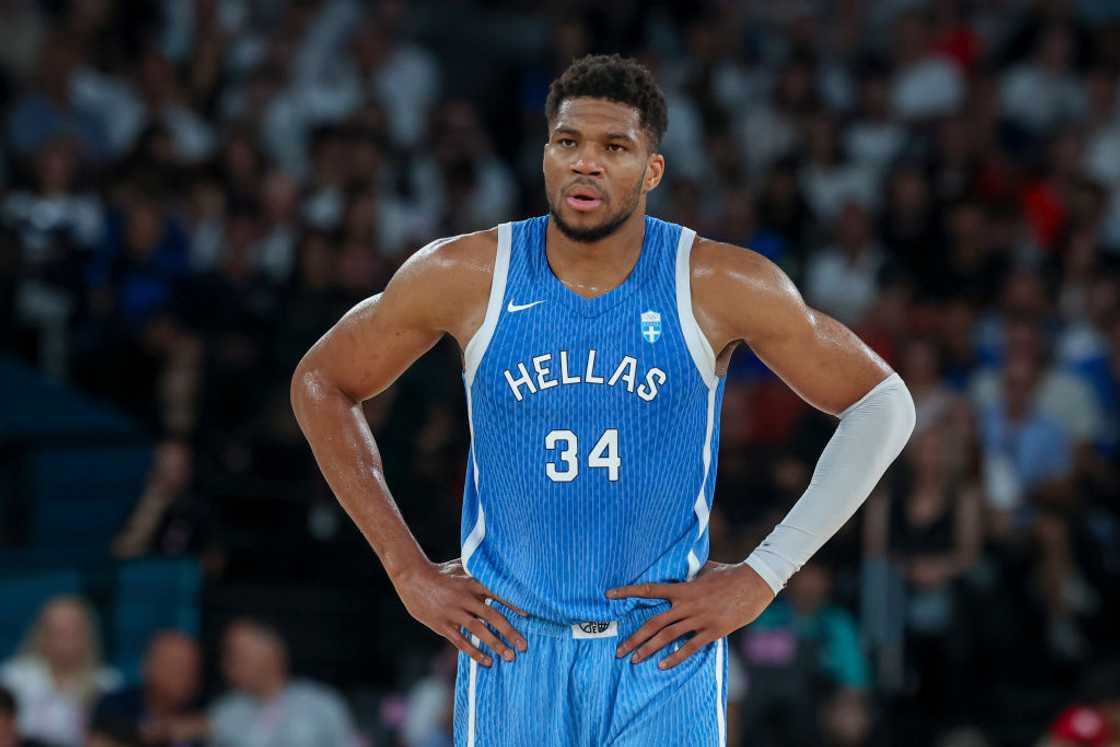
(453, 599), (728, 746)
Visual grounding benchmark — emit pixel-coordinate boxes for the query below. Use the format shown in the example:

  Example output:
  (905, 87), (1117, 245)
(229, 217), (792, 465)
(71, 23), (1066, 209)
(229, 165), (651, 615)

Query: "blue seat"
(0, 356), (139, 439)
(0, 571), (81, 659)
(28, 446), (152, 550)
(110, 557), (200, 681)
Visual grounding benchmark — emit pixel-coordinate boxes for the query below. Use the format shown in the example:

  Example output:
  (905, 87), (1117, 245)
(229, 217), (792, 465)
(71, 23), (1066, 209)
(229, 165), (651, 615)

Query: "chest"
(474, 296), (701, 416)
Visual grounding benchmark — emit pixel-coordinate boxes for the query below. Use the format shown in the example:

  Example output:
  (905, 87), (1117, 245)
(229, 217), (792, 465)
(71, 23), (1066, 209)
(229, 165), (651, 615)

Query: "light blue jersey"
(460, 213), (726, 620)
(453, 215), (729, 746)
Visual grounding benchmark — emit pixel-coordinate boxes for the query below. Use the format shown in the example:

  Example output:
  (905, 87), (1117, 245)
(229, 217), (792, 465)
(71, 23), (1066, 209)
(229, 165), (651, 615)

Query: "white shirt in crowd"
(209, 680), (359, 747)
(0, 656), (122, 747)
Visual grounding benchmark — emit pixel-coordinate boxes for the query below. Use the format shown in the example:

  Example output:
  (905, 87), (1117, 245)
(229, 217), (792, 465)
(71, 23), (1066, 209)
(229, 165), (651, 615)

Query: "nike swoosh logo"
(507, 300), (545, 312)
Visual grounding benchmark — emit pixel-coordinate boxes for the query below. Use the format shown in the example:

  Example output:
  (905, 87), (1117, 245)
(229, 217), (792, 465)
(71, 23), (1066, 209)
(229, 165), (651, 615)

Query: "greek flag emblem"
(641, 310), (662, 343)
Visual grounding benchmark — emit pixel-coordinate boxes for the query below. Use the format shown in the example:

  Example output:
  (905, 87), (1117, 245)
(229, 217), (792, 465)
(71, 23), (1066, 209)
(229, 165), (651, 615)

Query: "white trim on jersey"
(715, 637), (726, 746)
(674, 227), (717, 388)
(462, 224), (510, 579)
(461, 382), (486, 574)
(680, 225), (720, 581)
(686, 385), (718, 580)
(467, 629), (480, 747)
(463, 222), (513, 387)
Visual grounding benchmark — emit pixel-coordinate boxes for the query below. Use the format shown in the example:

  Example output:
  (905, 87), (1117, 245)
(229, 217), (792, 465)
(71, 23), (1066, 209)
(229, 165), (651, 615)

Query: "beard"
(548, 170), (645, 243)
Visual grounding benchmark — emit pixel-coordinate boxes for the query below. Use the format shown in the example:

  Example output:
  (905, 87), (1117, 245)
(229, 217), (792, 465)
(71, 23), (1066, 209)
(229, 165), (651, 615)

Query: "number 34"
(545, 429), (620, 482)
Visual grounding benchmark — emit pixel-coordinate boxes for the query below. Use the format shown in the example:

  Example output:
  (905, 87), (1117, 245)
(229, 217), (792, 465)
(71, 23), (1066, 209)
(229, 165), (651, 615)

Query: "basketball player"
(291, 55), (915, 745)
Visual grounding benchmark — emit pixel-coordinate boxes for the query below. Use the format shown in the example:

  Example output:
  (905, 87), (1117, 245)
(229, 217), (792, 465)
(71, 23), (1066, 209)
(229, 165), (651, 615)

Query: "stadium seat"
(0, 570), (81, 659)
(27, 446), (152, 551)
(109, 557), (201, 682)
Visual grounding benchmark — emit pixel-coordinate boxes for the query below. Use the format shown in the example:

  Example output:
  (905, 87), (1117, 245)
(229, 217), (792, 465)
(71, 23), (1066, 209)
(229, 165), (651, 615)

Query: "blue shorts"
(453, 600), (728, 746)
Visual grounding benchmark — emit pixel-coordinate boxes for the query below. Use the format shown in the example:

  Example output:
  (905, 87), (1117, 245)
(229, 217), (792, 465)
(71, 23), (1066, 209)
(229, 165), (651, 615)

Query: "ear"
(643, 152), (665, 194)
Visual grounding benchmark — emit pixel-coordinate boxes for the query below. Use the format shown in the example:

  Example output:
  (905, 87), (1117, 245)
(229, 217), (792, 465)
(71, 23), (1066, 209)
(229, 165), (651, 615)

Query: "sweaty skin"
(290, 97), (893, 671)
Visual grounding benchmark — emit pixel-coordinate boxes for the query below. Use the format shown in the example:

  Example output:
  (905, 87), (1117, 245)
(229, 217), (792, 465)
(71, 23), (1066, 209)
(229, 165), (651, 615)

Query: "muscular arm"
(692, 238), (891, 411)
(289, 230), (494, 581)
(693, 240), (916, 592)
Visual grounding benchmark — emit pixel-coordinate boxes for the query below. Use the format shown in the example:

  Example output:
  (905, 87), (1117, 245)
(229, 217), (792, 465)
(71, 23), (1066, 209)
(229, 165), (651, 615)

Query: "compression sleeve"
(744, 372), (916, 594)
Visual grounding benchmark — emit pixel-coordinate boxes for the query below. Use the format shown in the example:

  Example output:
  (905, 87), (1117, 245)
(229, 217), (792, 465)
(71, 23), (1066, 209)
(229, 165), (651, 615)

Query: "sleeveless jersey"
(459, 214), (726, 624)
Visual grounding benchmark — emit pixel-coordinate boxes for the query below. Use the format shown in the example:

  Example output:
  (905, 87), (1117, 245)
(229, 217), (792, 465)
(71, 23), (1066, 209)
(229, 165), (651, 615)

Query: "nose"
(570, 147), (604, 177)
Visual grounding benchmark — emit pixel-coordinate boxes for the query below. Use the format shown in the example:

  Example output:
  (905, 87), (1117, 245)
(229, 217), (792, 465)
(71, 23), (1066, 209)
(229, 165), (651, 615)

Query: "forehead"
(44, 602), (85, 626)
(551, 97), (644, 138)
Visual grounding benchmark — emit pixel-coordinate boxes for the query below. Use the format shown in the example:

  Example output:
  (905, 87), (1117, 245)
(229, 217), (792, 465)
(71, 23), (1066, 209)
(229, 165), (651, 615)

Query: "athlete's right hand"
(392, 558), (529, 668)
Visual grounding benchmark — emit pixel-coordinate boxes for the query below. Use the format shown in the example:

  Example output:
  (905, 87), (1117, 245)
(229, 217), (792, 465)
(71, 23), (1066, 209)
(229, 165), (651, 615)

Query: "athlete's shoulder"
(688, 235), (807, 349)
(385, 227), (500, 340)
(398, 227), (499, 281)
(690, 235), (801, 305)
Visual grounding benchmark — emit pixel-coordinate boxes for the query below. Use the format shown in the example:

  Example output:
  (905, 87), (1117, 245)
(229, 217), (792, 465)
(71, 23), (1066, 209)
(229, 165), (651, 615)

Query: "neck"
(47, 660), (80, 682)
(145, 689), (177, 716)
(545, 210), (646, 298)
(256, 673), (286, 701)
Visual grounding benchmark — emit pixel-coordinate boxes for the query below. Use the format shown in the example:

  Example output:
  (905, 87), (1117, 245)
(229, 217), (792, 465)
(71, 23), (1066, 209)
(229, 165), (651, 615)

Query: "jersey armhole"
(463, 222), (512, 387)
(675, 227), (718, 389)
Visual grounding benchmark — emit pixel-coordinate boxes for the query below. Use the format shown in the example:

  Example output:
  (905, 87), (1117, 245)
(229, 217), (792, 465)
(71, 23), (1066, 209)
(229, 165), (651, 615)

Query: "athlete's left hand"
(605, 561), (775, 670)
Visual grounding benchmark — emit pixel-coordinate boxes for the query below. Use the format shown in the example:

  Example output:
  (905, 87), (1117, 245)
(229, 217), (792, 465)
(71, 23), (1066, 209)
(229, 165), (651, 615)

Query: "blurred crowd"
(0, 597), (360, 747)
(3, 0), (1120, 745)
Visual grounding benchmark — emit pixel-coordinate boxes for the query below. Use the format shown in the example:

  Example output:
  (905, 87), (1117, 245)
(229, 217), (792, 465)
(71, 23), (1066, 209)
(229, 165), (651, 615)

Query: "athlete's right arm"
(290, 230), (528, 667)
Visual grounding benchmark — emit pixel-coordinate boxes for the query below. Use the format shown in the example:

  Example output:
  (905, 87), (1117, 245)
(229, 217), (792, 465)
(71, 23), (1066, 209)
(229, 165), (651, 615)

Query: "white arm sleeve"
(744, 372), (916, 594)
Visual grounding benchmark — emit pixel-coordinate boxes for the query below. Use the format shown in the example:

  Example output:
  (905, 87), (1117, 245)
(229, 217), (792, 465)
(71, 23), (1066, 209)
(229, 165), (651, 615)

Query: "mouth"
(565, 185), (604, 212)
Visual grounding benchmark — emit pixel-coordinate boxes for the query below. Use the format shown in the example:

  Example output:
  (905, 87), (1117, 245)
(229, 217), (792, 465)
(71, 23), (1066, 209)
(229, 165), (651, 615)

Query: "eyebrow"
(552, 126), (639, 143)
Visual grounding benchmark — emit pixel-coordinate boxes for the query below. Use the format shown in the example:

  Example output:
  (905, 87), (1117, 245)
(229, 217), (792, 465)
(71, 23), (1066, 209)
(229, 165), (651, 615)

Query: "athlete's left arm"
(693, 238), (916, 587)
(694, 239), (894, 411)
(608, 239), (915, 670)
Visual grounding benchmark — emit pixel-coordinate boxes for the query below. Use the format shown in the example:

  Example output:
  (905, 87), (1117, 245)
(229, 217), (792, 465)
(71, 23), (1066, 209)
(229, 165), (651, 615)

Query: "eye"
(607, 143), (626, 152)
(558, 138), (576, 147)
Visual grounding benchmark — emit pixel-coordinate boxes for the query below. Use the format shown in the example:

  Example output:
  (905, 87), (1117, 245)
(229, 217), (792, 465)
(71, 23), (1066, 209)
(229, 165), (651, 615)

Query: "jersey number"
(545, 429), (620, 482)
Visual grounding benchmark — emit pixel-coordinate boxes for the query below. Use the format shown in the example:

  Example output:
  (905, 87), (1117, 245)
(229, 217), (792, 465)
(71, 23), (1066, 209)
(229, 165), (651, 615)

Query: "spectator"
(737, 562), (870, 746)
(799, 118), (877, 224)
(91, 633), (206, 747)
(5, 33), (107, 161)
(972, 319), (1103, 452)
(345, 16), (440, 152)
(272, 231), (347, 374)
(400, 646), (455, 747)
(979, 349), (1072, 522)
(880, 164), (939, 285)
(1081, 66), (1120, 190)
(0, 597), (121, 747)
(1, 138), (104, 265)
(897, 337), (960, 435)
(844, 65), (907, 179)
(890, 10), (965, 121)
(864, 421), (983, 736)
(86, 197), (190, 336)
(112, 439), (209, 559)
(805, 202), (884, 326)
(252, 170), (301, 284)
(1000, 25), (1087, 136)
(209, 619), (358, 747)
(736, 58), (815, 178)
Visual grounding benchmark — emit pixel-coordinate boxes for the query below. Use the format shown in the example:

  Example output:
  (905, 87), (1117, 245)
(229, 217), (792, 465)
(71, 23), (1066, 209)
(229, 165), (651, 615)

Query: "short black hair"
(546, 54), (668, 150)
